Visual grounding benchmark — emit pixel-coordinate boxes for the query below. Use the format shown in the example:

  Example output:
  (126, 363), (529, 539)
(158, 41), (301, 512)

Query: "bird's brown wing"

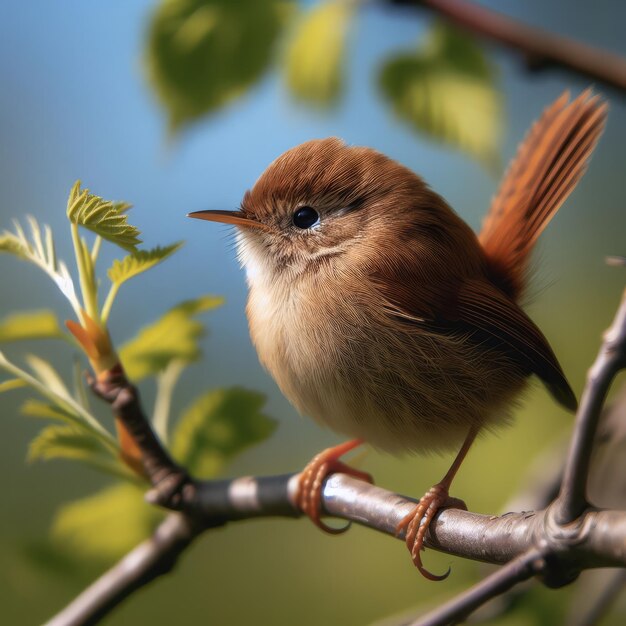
(372, 253), (577, 412)
(454, 278), (577, 411)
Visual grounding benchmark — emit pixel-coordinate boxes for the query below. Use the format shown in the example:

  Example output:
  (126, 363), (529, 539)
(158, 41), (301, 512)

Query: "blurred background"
(1, 0), (626, 624)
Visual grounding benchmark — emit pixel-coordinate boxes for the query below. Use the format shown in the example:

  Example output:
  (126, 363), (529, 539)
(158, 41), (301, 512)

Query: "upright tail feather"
(479, 90), (608, 301)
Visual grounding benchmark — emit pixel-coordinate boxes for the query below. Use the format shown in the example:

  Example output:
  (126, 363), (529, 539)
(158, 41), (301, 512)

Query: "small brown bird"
(190, 90), (606, 579)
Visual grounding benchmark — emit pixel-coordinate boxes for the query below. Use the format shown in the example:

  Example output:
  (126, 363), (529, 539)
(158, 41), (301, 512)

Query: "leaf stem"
(71, 223), (98, 323)
(153, 360), (186, 443)
(91, 235), (103, 264)
(101, 283), (120, 325)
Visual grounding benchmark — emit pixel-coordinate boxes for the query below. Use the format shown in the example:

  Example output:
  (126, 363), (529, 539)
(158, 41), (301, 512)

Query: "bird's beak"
(187, 210), (270, 231)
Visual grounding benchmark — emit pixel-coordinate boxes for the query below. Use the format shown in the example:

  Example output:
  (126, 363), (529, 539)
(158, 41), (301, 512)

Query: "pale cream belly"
(248, 283), (526, 455)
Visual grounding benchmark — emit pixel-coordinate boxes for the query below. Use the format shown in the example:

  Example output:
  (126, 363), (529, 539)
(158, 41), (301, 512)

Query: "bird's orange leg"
(297, 439), (373, 534)
(396, 427), (478, 581)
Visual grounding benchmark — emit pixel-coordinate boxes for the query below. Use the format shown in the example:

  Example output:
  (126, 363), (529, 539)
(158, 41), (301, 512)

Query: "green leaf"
(0, 350), (115, 444)
(28, 423), (132, 480)
(52, 483), (163, 562)
(66, 181), (141, 252)
(0, 310), (64, 342)
(25, 354), (71, 400)
(102, 243), (183, 323)
(23, 400), (129, 480)
(108, 243), (183, 286)
(28, 424), (108, 462)
(145, 0), (287, 131)
(0, 379), (26, 393)
(0, 217), (81, 315)
(379, 22), (502, 166)
(172, 387), (275, 478)
(119, 295), (223, 381)
(22, 399), (88, 425)
(283, 0), (354, 107)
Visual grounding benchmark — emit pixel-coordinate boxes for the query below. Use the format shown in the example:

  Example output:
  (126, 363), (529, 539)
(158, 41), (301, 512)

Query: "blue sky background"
(1, 1), (626, 624)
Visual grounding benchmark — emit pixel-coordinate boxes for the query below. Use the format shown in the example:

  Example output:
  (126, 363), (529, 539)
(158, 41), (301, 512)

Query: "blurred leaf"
(108, 243), (183, 287)
(119, 295), (223, 381)
(379, 22), (501, 166)
(0, 351), (115, 443)
(22, 399), (91, 426)
(66, 181), (141, 252)
(25, 354), (71, 400)
(0, 378), (26, 393)
(29, 424), (112, 464)
(52, 483), (163, 562)
(0, 217), (81, 314)
(28, 423), (132, 480)
(145, 0), (287, 131)
(0, 310), (64, 342)
(283, 0), (354, 107)
(172, 387), (275, 477)
(21, 539), (91, 580)
(0, 216), (56, 265)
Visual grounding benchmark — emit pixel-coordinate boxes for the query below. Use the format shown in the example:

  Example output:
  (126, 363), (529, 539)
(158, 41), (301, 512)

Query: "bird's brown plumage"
(189, 90), (607, 577)
(480, 89), (607, 300)
(226, 90), (606, 453)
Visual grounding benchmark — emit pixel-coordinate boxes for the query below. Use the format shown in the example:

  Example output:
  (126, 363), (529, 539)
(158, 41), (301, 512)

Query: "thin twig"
(89, 367), (194, 507)
(554, 288), (626, 523)
(406, 549), (545, 626)
(44, 514), (202, 626)
(390, 0), (626, 92)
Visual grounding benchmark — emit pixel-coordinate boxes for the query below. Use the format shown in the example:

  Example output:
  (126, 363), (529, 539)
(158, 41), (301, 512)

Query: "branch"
(405, 549), (545, 626)
(45, 472), (626, 626)
(555, 287), (626, 523)
(88, 366), (195, 508)
(390, 0), (626, 92)
(44, 514), (202, 626)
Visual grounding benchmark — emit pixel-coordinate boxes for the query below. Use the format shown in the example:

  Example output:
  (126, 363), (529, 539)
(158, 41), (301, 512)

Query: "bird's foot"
(396, 483), (467, 581)
(297, 439), (372, 534)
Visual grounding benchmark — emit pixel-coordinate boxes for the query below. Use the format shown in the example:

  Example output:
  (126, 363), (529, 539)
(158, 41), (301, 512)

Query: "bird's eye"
(292, 206), (320, 229)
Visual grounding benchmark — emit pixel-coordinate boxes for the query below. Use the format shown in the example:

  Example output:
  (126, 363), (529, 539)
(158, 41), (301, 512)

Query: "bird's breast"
(245, 265), (524, 455)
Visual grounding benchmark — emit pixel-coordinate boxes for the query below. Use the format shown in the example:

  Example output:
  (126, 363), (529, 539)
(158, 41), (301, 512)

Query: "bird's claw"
(297, 443), (372, 534)
(396, 483), (467, 581)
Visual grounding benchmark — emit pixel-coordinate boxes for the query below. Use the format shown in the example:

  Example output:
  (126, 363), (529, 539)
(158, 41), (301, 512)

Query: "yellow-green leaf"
(25, 354), (71, 401)
(22, 399), (89, 425)
(379, 22), (502, 166)
(0, 218), (81, 314)
(0, 231), (28, 258)
(108, 243), (183, 286)
(283, 0), (354, 107)
(172, 387), (275, 478)
(66, 181), (141, 252)
(0, 350), (115, 444)
(52, 484), (163, 562)
(0, 379), (26, 393)
(0, 310), (64, 343)
(145, 0), (286, 131)
(119, 295), (223, 381)
(29, 424), (111, 463)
